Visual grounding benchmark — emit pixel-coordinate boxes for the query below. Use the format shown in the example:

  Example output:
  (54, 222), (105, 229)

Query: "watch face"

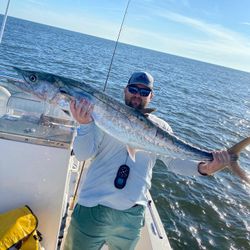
(114, 164), (130, 189)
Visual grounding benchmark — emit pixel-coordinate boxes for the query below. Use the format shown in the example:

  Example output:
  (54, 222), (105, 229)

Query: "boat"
(0, 70), (171, 249)
(0, 0), (172, 247)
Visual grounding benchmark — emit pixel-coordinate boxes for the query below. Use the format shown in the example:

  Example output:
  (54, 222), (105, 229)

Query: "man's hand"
(70, 99), (94, 124)
(198, 150), (231, 175)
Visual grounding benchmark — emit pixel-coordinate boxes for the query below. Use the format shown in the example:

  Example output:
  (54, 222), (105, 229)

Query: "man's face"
(124, 84), (153, 110)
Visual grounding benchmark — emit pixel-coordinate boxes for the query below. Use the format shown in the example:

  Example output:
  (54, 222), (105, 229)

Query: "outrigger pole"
(0, 0), (11, 43)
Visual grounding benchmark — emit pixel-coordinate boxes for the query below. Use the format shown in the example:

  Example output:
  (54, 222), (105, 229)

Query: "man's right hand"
(70, 99), (94, 124)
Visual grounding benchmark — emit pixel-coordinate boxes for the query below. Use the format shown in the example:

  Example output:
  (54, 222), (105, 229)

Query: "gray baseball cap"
(127, 71), (154, 89)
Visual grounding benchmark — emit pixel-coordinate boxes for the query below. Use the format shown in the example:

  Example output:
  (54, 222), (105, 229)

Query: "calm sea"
(0, 16), (249, 250)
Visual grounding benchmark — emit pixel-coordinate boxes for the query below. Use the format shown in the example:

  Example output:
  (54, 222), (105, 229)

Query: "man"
(64, 72), (230, 250)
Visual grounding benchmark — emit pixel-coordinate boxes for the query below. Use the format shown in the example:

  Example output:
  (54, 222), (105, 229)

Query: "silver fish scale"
(92, 96), (195, 159)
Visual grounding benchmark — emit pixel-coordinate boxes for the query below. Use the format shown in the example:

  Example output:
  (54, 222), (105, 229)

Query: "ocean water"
(0, 16), (249, 249)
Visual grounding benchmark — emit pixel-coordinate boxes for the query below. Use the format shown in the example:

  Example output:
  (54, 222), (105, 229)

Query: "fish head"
(11, 67), (62, 102)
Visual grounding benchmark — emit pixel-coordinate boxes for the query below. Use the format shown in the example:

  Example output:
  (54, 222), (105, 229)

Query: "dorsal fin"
(139, 108), (156, 116)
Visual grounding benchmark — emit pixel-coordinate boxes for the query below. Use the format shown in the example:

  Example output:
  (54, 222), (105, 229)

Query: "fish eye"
(29, 74), (37, 82)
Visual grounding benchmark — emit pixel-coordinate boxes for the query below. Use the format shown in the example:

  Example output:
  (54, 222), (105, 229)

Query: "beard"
(125, 96), (146, 110)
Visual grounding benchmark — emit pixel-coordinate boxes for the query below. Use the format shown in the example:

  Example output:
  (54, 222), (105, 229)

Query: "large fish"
(3, 66), (250, 184)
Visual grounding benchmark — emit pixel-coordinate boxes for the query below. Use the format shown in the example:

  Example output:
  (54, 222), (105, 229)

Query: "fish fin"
(139, 108), (157, 115)
(228, 137), (250, 156)
(126, 146), (138, 162)
(229, 162), (250, 184)
(227, 137), (250, 184)
(62, 109), (71, 116)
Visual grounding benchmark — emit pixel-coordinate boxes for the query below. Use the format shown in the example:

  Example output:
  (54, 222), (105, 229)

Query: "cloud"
(121, 24), (250, 72)
(156, 10), (245, 43)
(10, 3), (121, 40)
(24, 0), (47, 8)
(241, 22), (250, 26)
(123, 25), (250, 55)
(129, 9), (250, 71)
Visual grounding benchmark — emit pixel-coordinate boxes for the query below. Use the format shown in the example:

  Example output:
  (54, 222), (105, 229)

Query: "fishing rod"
(103, 0), (131, 92)
(0, 0), (11, 43)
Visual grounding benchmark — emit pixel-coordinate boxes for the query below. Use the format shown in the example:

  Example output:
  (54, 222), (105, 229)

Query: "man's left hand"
(198, 150), (231, 175)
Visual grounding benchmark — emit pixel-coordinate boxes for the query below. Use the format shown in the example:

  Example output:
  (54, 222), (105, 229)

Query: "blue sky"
(1, 0), (250, 72)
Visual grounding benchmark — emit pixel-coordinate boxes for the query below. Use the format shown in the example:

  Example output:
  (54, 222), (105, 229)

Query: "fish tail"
(228, 137), (250, 155)
(230, 162), (250, 184)
(227, 137), (250, 184)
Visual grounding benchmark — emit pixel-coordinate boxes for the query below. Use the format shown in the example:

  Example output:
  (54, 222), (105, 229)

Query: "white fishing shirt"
(73, 114), (202, 210)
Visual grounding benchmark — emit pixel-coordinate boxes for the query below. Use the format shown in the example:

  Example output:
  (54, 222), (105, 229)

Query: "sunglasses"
(127, 85), (151, 97)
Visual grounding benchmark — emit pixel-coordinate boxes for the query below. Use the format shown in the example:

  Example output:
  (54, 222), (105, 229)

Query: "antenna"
(0, 0), (11, 43)
(103, 0), (131, 92)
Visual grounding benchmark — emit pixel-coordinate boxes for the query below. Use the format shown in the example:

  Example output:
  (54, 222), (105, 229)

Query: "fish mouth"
(0, 63), (26, 85)
(0, 72), (27, 94)
(0, 71), (28, 90)
(0, 75), (26, 84)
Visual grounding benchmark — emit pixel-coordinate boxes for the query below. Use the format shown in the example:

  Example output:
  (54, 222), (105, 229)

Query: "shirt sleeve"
(73, 122), (104, 161)
(160, 157), (202, 176)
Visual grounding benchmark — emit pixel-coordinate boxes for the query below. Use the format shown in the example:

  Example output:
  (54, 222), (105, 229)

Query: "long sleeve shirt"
(73, 114), (201, 210)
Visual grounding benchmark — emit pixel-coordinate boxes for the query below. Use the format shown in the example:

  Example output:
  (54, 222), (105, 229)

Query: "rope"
(103, 0), (131, 92)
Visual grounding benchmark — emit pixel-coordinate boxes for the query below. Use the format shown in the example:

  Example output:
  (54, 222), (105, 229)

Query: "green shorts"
(63, 203), (145, 250)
